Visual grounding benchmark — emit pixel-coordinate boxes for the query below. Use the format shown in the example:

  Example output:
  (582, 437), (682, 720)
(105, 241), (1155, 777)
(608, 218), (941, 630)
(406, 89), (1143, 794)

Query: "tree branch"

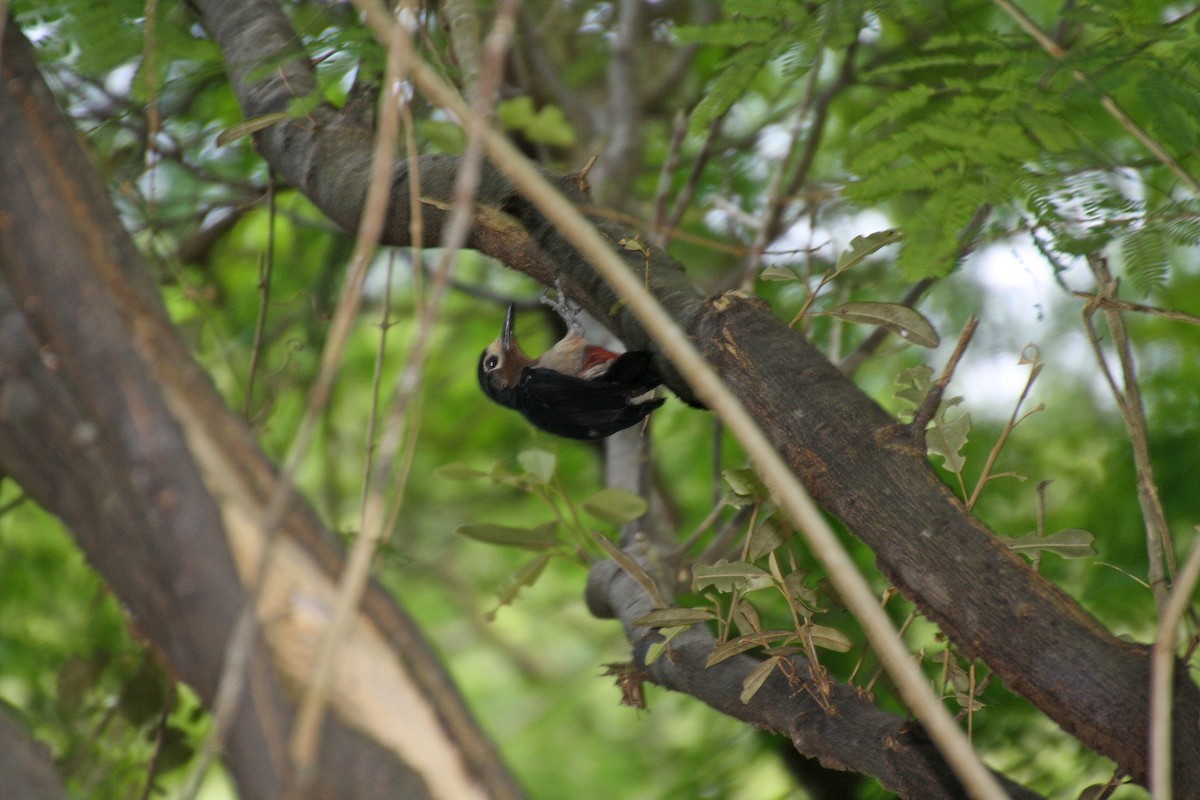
(0, 709), (70, 800)
(126, 0), (1200, 794)
(586, 560), (1045, 800)
(0, 19), (522, 800)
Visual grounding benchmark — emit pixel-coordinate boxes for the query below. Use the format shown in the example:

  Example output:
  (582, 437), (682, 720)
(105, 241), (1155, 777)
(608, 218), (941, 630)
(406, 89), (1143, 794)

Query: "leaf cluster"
(440, 449), (649, 617)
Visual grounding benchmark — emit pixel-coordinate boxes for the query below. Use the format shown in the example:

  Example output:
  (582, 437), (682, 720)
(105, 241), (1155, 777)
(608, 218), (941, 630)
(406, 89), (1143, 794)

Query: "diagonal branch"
(0, 18), (522, 800)
(586, 559), (1046, 800)
(184, 0), (1200, 794)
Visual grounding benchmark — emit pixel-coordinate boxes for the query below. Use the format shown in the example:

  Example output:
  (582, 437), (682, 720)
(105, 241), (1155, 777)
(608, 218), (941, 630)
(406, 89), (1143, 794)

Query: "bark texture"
(0, 19), (522, 800)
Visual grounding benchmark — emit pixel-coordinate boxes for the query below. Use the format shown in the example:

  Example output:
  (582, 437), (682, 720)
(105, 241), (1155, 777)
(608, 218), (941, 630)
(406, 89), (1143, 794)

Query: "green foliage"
(497, 97), (577, 147)
(674, 2), (817, 133)
(1000, 528), (1097, 561)
(8, 0), (1200, 797)
(0, 490), (212, 797)
(845, 34), (1060, 275)
(894, 365), (972, 478)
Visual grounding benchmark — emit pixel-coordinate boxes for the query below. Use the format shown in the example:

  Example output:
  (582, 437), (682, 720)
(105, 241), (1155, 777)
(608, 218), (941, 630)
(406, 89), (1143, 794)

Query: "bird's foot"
(541, 273), (583, 332)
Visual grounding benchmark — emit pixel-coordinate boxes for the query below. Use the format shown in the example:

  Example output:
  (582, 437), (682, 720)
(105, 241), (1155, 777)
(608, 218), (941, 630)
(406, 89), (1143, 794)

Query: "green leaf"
(497, 97), (576, 147)
(1001, 528), (1096, 560)
(760, 265), (799, 281)
(833, 229), (904, 275)
(488, 554), (552, 620)
(152, 726), (194, 776)
(634, 607), (715, 628)
(927, 399), (971, 475)
(415, 118), (467, 154)
(731, 598), (762, 636)
(781, 569), (821, 612)
(118, 654), (173, 726)
(688, 41), (774, 133)
(740, 655), (781, 703)
(724, 468), (767, 498)
(582, 488), (648, 526)
(518, 449), (556, 483)
(692, 560), (774, 593)
(1120, 223), (1169, 294)
(853, 83), (937, 134)
(673, 19), (780, 46)
(57, 655), (104, 717)
(894, 365), (935, 415)
(706, 637), (765, 667)
(436, 462), (489, 480)
(746, 517), (792, 561)
(805, 624), (853, 653)
(819, 302), (940, 348)
(645, 625), (690, 665)
(456, 521), (560, 550)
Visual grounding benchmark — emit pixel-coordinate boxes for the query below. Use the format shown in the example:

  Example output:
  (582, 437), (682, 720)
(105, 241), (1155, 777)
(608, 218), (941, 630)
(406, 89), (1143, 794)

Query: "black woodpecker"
(478, 285), (664, 440)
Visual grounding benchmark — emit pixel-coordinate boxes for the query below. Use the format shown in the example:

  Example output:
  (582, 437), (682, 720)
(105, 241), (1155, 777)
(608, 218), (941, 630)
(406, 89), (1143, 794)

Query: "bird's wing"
(595, 351), (662, 394)
(515, 367), (664, 440)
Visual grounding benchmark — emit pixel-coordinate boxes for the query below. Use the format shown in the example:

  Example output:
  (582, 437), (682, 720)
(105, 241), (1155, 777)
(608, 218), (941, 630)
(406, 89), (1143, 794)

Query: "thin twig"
(288, 0), (520, 780)
(442, 0), (481, 90)
(737, 32), (859, 292)
(672, 500), (733, 560)
(737, 45), (826, 291)
(696, 504), (755, 566)
(137, 702), (172, 800)
(594, 0), (643, 203)
(966, 346), (1043, 511)
(910, 317), (978, 442)
(587, 204), (747, 256)
(1071, 292), (1200, 326)
(180, 7), (407, 788)
(1149, 529), (1200, 799)
(142, 0), (160, 210)
(356, 250), (396, 526)
(0, 2), (9, 58)
(639, 1), (715, 112)
(652, 111), (687, 247)
(242, 177), (275, 420)
(665, 111), (727, 235)
(838, 203), (988, 375)
(1081, 256), (1174, 609)
(285, 7), (413, 783)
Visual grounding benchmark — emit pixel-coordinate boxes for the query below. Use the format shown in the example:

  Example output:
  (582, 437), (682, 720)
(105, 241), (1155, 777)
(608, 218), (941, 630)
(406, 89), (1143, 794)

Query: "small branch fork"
(908, 316), (979, 445)
(1080, 256), (1174, 611)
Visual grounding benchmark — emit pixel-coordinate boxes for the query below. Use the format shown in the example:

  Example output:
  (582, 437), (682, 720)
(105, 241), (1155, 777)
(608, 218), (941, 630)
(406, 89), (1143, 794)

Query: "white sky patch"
(106, 62), (137, 96)
(940, 240), (1116, 420)
(767, 209), (895, 265)
(755, 124), (793, 160)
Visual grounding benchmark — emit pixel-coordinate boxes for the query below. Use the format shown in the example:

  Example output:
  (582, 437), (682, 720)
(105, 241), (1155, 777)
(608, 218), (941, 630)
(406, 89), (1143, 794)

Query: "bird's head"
(478, 305), (532, 403)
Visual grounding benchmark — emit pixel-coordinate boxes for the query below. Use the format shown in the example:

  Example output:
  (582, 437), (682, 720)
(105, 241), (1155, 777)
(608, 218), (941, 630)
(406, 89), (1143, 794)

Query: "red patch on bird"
(581, 345), (619, 373)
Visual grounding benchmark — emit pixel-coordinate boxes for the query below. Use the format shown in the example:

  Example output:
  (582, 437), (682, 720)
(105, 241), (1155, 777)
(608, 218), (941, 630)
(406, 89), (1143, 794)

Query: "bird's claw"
(541, 273), (583, 332)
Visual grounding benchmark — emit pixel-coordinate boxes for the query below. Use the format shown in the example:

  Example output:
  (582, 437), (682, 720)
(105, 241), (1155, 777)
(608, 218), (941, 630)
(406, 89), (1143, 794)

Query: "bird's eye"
(484, 355), (500, 370)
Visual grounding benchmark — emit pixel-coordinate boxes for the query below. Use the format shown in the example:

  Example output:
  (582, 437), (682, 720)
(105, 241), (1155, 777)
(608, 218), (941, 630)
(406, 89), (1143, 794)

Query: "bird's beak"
(501, 304), (516, 350)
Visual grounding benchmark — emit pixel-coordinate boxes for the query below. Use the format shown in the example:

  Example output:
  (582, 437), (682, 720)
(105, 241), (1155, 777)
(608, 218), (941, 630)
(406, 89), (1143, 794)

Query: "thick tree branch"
(586, 560), (1046, 800)
(0, 20), (521, 800)
(0, 709), (69, 800)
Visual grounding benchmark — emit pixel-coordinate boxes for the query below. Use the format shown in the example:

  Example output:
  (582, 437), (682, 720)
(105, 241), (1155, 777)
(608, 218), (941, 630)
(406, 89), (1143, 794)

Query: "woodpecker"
(478, 285), (664, 440)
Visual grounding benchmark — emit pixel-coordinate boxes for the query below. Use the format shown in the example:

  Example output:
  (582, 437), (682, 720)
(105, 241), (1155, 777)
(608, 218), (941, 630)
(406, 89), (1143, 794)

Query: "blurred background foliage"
(4, 0), (1200, 797)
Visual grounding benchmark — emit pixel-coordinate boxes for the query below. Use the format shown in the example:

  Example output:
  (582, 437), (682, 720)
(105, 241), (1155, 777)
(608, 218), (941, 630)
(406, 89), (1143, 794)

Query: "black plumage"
(477, 296), (665, 439)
